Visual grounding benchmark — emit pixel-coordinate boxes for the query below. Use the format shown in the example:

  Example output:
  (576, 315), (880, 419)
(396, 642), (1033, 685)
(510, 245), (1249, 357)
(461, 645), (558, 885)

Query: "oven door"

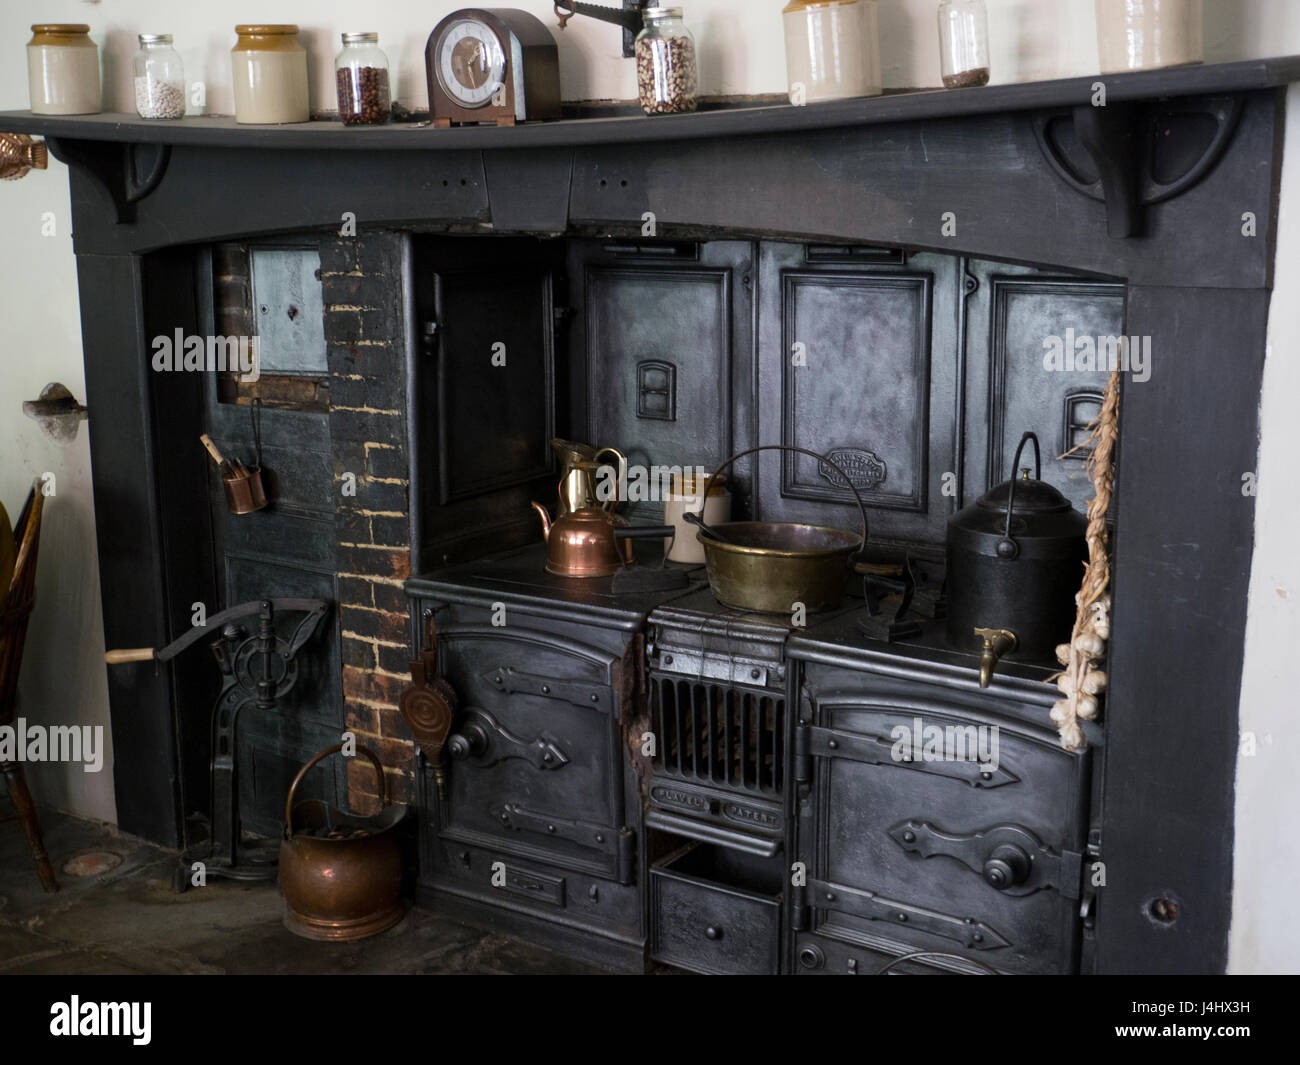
(792, 669), (1091, 975)
(434, 624), (634, 884)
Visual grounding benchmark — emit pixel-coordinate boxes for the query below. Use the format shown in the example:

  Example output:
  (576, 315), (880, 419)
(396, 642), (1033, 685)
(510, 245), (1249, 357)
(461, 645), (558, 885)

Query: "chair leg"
(2, 760), (58, 892)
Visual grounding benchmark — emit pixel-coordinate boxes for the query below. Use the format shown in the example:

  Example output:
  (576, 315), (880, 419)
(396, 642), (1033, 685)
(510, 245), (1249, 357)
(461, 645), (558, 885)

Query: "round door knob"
(983, 844), (1031, 890)
(447, 723), (487, 759)
(798, 945), (825, 970)
(704, 926), (722, 940)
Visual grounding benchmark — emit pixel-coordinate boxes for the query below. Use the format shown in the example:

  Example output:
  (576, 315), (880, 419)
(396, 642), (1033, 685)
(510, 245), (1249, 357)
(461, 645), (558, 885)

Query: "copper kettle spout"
(531, 501), (552, 541)
(974, 628), (1017, 688)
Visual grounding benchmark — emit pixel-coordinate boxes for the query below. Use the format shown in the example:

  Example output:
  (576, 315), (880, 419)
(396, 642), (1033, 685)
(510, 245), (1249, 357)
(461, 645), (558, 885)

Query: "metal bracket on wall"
(44, 136), (171, 224)
(1032, 96), (1244, 238)
(794, 723), (1020, 789)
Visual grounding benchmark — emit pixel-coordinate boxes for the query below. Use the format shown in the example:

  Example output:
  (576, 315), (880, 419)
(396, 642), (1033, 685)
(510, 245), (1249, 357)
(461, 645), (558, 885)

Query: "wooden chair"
(0, 483), (57, 892)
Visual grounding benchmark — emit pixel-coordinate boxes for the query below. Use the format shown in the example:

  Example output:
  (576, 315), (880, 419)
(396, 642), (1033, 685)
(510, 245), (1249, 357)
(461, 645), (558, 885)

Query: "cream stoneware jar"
(1096, 0), (1203, 74)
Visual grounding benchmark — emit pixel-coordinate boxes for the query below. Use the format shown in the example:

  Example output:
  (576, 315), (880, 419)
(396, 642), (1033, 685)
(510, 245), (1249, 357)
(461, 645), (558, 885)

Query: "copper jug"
(551, 438), (626, 516)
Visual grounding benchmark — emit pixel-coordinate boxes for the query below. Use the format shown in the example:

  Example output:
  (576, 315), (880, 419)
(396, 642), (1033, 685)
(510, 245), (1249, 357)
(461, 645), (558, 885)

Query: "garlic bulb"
(1056, 643), (1071, 666)
(1083, 670), (1107, 695)
(1075, 693), (1099, 720)
(1050, 700), (1071, 726)
(1059, 722), (1085, 751)
(1057, 674), (1077, 695)
(1074, 632), (1105, 657)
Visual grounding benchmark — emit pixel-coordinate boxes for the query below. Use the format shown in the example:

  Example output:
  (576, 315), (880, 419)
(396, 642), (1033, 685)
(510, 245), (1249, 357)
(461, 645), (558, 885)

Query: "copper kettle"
(531, 502), (674, 577)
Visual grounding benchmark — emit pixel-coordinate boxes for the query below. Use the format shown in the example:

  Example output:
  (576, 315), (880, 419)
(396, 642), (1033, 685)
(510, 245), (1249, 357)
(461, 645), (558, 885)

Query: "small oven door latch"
(497, 802), (636, 884)
(887, 819), (1083, 900)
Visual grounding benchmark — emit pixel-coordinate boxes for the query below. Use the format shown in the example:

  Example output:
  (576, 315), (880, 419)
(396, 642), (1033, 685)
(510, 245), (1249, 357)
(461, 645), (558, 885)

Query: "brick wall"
(320, 231), (414, 814)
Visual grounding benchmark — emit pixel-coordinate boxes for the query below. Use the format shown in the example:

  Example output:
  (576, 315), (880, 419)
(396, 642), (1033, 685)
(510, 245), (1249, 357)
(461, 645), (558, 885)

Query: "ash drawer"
(650, 842), (782, 974)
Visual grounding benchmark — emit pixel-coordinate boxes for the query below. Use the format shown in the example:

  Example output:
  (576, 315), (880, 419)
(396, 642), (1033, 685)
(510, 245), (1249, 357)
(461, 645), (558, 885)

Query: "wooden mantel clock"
(426, 8), (562, 127)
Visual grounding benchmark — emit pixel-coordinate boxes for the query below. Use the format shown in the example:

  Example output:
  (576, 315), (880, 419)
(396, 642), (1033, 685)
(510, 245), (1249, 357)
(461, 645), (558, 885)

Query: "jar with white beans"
(133, 34), (185, 119)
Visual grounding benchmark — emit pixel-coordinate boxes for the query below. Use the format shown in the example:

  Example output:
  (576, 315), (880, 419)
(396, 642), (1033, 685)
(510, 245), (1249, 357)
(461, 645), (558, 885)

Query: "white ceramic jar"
(1096, 0), (1203, 74)
(783, 0), (881, 104)
(664, 472), (731, 564)
(27, 24), (101, 115)
(231, 24), (310, 124)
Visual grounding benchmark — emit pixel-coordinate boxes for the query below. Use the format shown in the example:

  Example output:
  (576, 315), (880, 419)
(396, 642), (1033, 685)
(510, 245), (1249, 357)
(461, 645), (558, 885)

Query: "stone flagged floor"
(0, 794), (605, 975)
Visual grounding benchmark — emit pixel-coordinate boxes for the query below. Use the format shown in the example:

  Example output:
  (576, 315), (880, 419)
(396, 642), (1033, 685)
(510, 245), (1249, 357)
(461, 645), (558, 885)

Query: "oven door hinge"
(497, 803), (636, 884)
(485, 665), (609, 710)
(808, 878), (1012, 951)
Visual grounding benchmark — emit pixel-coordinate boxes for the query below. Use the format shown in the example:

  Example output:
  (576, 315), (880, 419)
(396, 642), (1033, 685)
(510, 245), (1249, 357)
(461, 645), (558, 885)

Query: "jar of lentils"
(335, 32), (390, 126)
(133, 34), (185, 119)
(635, 7), (698, 115)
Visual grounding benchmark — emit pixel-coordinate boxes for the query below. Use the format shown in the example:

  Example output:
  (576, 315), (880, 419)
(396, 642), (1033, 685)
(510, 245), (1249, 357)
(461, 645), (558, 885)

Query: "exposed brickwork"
(322, 231), (415, 815)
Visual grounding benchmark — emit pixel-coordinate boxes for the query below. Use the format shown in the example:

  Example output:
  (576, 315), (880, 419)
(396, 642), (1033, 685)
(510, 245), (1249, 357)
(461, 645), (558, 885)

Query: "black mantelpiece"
(11, 56), (1295, 975)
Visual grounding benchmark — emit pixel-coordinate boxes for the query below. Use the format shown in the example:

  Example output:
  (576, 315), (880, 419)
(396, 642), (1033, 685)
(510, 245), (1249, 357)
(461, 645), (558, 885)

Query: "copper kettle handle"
(284, 742), (388, 839)
(998, 432), (1041, 561)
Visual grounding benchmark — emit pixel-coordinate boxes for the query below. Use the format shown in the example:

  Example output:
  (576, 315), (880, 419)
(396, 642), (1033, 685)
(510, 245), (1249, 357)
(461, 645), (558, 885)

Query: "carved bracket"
(1033, 96), (1244, 238)
(44, 136), (171, 224)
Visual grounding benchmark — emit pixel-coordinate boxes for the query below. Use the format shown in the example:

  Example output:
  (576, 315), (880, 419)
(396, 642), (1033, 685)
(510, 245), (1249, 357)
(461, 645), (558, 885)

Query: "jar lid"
(139, 34), (174, 45)
(31, 24), (91, 35)
(341, 32), (379, 44)
(235, 24), (300, 35)
(644, 7), (685, 18)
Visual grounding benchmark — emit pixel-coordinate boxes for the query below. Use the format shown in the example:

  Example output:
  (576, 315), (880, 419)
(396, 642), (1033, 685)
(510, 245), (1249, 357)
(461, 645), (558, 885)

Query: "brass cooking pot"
(692, 445), (869, 614)
(279, 743), (407, 941)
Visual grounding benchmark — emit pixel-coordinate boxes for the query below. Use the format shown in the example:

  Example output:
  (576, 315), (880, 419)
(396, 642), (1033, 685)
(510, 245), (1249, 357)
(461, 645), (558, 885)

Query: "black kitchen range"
(3, 0), (1283, 982)
(396, 236), (1105, 976)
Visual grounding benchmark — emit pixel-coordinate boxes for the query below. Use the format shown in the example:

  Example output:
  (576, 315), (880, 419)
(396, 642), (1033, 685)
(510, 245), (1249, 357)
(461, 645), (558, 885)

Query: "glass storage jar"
(26, 24), (101, 115)
(635, 7), (698, 115)
(134, 34), (185, 119)
(231, 24), (310, 124)
(783, 0), (881, 104)
(1096, 0), (1203, 74)
(335, 32), (390, 126)
(937, 0), (990, 89)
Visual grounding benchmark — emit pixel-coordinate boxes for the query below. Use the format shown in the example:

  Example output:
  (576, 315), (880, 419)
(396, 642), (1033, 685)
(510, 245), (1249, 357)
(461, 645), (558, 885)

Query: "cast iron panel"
(756, 246), (958, 547)
(412, 237), (566, 567)
(794, 665), (1090, 975)
(779, 271), (931, 511)
(971, 270), (1126, 513)
(572, 241), (753, 522)
(435, 269), (555, 503)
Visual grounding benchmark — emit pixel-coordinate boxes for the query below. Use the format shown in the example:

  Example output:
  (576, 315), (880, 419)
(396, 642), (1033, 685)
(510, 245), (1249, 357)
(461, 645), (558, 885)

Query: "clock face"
(435, 18), (507, 108)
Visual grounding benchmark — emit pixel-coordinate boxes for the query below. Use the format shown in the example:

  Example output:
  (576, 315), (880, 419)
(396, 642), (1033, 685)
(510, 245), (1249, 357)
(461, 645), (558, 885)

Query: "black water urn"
(946, 432), (1088, 666)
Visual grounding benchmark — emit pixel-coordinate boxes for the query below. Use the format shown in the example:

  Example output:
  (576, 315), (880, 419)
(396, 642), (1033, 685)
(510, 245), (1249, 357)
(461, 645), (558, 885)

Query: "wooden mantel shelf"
(4, 56), (1300, 151)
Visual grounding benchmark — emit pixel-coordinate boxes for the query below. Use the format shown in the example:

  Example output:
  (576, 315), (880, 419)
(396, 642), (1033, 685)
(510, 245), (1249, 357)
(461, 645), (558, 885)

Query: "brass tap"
(0, 133), (48, 180)
(974, 628), (1017, 688)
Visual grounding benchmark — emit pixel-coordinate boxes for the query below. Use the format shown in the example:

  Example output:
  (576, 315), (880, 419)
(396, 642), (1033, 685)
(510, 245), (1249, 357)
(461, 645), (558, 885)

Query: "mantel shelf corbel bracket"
(1032, 95), (1244, 239)
(44, 136), (171, 225)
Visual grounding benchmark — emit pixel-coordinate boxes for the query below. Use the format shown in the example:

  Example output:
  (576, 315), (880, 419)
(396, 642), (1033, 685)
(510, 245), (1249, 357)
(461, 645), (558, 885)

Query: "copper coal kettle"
(279, 743), (408, 941)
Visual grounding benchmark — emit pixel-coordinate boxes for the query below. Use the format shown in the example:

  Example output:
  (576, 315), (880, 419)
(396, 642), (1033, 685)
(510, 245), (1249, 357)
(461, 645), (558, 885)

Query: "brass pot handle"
(692, 445), (870, 556)
(283, 742), (388, 839)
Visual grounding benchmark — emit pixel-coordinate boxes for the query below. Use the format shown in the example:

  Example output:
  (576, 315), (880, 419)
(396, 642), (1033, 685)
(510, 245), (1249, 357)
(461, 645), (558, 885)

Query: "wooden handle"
(199, 434), (225, 466)
(105, 648), (156, 665)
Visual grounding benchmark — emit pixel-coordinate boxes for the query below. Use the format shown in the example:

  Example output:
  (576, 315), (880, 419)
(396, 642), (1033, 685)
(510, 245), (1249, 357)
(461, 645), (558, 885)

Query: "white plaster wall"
(0, 0), (1296, 969)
